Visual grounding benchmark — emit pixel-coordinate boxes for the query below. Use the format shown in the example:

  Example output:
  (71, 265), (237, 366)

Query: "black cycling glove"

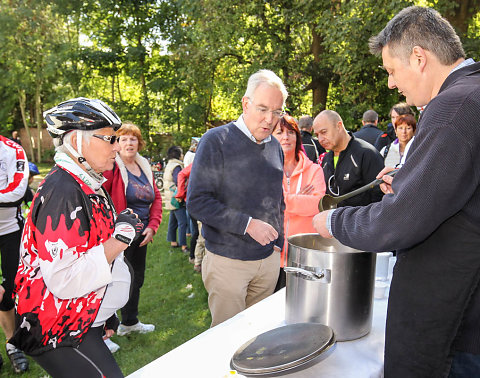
(113, 209), (143, 245)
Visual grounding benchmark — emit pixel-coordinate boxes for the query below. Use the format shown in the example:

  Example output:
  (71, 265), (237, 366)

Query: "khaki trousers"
(202, 248), (280, 327)
(194, 222), (205, 266)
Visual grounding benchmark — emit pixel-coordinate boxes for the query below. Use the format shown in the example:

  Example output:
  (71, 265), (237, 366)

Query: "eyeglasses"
(93, 134), (118, 144)
(248, 99), (285, 119)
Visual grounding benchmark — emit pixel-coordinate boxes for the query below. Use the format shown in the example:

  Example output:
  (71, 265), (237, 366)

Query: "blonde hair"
(116, 122), (146, 151)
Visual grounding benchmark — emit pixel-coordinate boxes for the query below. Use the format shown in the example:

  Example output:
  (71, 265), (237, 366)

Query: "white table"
(128, 287), (388, 378)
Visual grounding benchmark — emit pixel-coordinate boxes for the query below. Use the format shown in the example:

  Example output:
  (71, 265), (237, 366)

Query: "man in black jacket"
(299, 115), (325, 163)
(313, 6), (480, 377)
(313, 110), (384, 207)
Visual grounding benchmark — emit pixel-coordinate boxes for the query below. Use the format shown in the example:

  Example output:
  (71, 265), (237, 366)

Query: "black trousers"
(121, 235), (147, 326)
(0, 229), (21, 311)
(190, 215), (199, 259)
(33, 326), (123, 378)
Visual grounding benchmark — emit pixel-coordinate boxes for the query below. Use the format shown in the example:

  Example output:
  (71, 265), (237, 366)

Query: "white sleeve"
(40, 244), (112, 299)
(0, 140), (29, 205)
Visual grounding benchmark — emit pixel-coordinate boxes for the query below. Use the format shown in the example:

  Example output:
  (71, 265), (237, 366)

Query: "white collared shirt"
(234, 114), (272, 144)
(450, 58), (475, 74)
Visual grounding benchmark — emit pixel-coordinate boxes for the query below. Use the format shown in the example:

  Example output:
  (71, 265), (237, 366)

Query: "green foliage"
(1, 0), (479, 152)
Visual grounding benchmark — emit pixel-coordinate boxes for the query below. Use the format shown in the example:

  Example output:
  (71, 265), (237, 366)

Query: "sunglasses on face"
(92, 134), (118, 144)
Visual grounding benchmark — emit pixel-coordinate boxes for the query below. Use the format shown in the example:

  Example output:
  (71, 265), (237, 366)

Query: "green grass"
(0, 163), (211, 376)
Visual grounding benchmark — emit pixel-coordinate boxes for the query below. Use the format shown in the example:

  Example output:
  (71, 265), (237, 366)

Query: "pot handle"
(284, 266), (325, 281)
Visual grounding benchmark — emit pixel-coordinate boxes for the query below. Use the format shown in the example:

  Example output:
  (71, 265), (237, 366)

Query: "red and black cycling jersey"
(11, 165), (116, 356)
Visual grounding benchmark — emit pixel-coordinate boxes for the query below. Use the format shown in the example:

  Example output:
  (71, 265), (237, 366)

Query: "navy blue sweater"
(187, 122), (284, 260)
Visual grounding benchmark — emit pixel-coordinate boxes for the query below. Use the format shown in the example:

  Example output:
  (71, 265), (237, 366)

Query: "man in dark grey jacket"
(353, 109), (382, 146)
(313, 6), (480, 378)
(299, 115), (325, 163)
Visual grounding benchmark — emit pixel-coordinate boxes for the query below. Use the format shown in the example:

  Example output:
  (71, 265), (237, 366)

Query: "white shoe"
(117, 321), (155, 336)
(104, 338), (120, 353)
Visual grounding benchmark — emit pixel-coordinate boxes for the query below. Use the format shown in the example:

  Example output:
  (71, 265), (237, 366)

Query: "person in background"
(313, 6), (480, 377)
(374, 103), (415, 151)
(0, 135), (29, 373)
(164, 146), (188, 253)
(298, 115), (325, 163)
(103, 122), (162, 346)
(10, 131), (21, 146)
(183, 137), (200, 241)
(353, 109), (382, 146)
(22, 162), (41, 219)
(10, 97), (143, 377)
(193, 222), (206, 273)
(271, 115), (325, 291)
(175, 163), (198, 265)
(380, 114), (416, 167)
(183, 137), (200, 167)
(187, 69), (286, 327)
(314, 110), (384, 207)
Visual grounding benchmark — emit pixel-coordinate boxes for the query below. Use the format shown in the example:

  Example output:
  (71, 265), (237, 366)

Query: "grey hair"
(298, 115), (314, 130)
(54, 129), (95, 152)
(318, 110), (343, 127)
(369, 6), (465, 65)
(362, 110), (378, 123)
(244, 69), (288, 107)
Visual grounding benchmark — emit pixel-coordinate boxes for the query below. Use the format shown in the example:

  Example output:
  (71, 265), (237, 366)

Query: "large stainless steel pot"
(285, 234), (376, 341)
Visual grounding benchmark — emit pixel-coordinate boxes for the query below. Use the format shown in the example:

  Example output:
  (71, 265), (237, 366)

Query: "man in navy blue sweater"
(187, 70), (286, 327)
(314, 6), (480, 377)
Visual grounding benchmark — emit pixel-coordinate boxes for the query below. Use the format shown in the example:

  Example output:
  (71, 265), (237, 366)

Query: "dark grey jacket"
(331, 62), (480, 377)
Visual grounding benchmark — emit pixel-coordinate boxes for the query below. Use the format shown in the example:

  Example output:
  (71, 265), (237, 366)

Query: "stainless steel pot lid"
(230, 322), (335, 376)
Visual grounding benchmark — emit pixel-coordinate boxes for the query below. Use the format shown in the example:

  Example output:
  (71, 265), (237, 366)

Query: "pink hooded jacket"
(281, 152), (326, 267)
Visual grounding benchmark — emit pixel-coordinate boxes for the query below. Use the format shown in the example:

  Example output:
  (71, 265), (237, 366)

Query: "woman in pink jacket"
(272, 115), (326, 291)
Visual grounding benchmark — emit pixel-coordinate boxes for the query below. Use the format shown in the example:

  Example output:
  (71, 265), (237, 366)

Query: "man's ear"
(71, 131), (77, 145)
(69, 131), (79, 152)
(411, 46), (427, 72)
(241, 96), (249, 114)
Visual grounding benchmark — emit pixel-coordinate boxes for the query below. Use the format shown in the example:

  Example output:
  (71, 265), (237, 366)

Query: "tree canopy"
(1, 0), (478, 160)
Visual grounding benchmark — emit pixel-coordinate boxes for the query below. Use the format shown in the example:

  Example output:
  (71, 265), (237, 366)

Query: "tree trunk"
(444, 0), (477, 34)
(112, 75), (115, 102)
(138, 35), (150, 135)
(117, 74), (122, 102)
(311, 27), (329, 115)
(35, 79), (42, 163)
(204, 67), (215, 127)
(176, 96), (181, 132)
(18, 90), (35, 161)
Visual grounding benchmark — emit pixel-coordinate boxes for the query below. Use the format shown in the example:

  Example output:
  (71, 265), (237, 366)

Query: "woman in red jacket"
(272, 115), (326, 291)
(103, 123), (162, 345)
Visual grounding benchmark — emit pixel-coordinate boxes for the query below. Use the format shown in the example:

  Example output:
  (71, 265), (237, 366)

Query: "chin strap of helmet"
(63, 131), (104, 183)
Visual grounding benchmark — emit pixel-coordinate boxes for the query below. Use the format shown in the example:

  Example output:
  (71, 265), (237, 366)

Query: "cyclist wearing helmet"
(10, 98), (143, 377)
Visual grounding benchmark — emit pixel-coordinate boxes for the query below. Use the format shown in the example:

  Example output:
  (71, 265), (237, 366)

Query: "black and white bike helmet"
(44, 97), (122, 182)
(44, 97), (121, 139)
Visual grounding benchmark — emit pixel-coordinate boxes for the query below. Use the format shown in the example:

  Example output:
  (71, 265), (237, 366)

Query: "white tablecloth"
(128, 288), (388, 378)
